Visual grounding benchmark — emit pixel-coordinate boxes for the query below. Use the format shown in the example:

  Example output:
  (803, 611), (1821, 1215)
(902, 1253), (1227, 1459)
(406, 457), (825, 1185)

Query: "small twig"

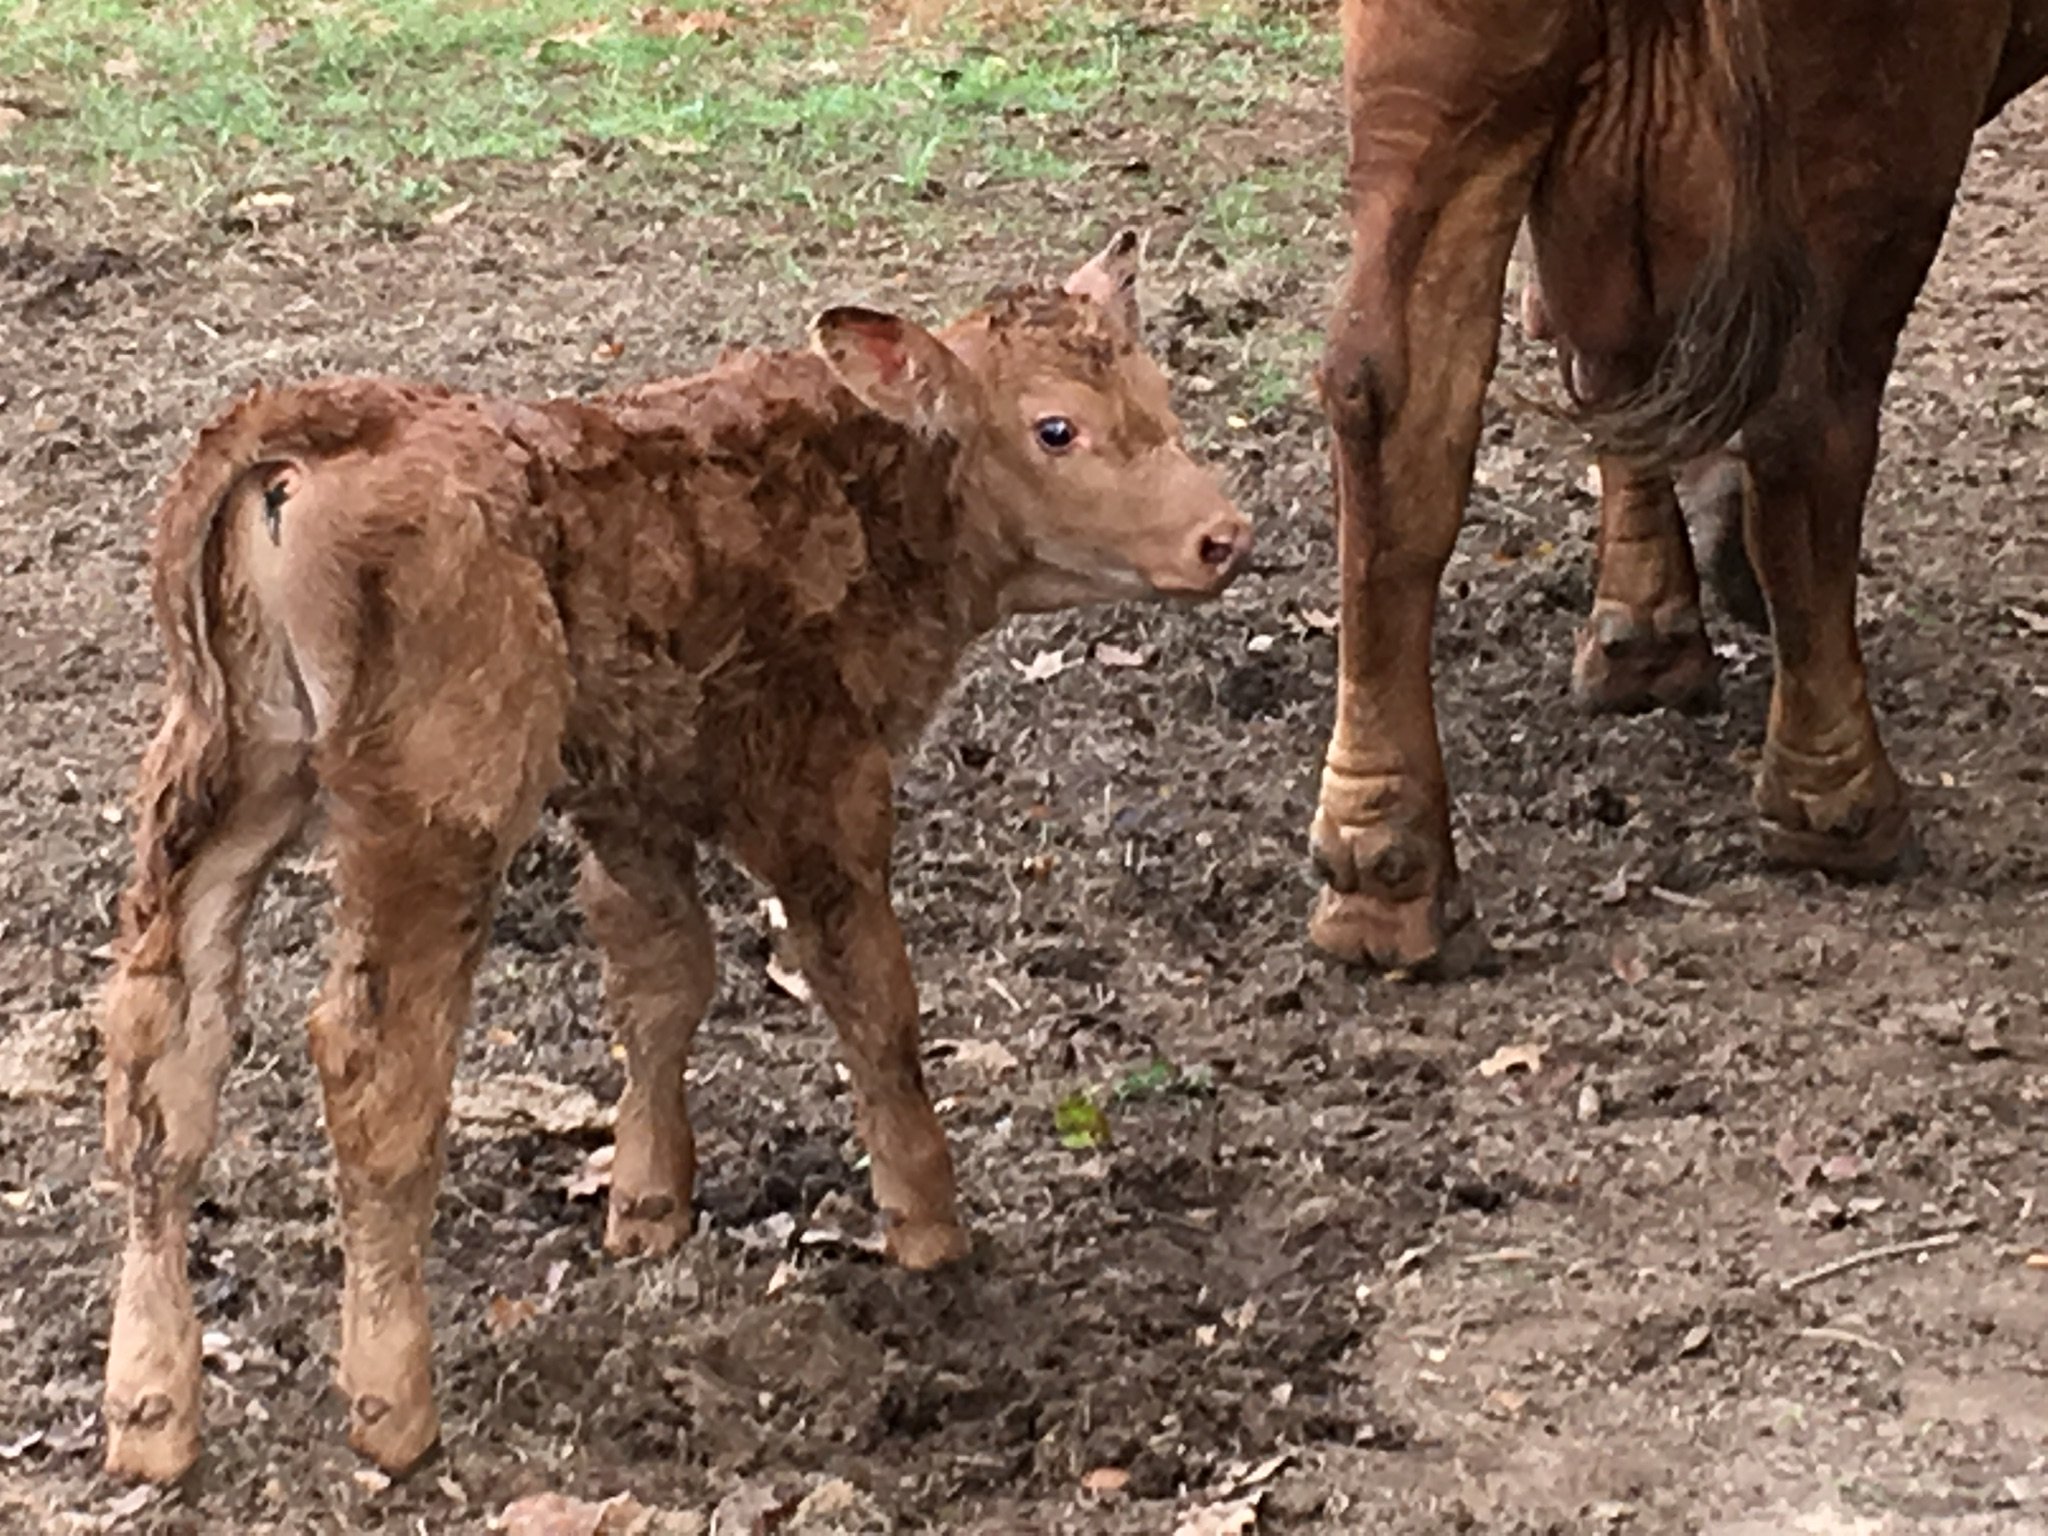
(1777, 1225), (1974, 1293)
(1647, 885), (1714, 912)
(1795, 1326), (1906, 1369)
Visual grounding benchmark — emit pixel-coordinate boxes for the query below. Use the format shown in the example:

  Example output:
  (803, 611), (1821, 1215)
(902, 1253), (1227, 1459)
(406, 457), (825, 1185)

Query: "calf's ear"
(811, 307), (969, 433)
(1062, 227), (1144, 334)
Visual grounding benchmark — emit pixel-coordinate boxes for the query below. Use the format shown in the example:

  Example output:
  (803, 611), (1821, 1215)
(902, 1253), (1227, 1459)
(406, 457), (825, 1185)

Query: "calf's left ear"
(1062, 228), (1144, 334)
(812, 307), (969, 434)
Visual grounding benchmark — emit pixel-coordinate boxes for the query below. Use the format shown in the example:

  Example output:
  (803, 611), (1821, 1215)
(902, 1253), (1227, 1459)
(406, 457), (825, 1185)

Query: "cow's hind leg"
(1310, 1), (1576, 972)
(104, 724), (311, 1481)
(576, 826), (715, 1258)
(1744, 385), (1914, 876)
(1573, 458), (1719, 713)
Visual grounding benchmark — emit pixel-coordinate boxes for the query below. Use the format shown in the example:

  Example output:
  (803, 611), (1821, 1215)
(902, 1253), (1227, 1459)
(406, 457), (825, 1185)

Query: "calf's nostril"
(1199, 534), (1237, 568)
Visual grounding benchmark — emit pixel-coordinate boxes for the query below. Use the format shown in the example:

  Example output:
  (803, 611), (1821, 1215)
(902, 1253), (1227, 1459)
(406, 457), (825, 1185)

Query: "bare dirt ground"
(2, 69), (2045, 1536)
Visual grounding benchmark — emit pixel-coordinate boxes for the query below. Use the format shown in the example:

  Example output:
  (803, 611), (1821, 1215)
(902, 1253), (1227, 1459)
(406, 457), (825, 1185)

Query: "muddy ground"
(2, 61), (2045, 1536)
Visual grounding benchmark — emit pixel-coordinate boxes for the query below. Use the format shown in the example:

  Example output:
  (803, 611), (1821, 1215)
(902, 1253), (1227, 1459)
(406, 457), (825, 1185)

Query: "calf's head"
(810, 232), (1251, 613)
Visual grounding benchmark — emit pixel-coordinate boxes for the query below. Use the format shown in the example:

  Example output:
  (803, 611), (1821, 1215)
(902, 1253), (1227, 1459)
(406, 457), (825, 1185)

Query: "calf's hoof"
(104, 1390), (201, 1484)
(605, 1190), (693, 1259)
(885, 1217), (972, 1271)
(1572, 602), (1718, 715)
(347, 1391), (441, 1475)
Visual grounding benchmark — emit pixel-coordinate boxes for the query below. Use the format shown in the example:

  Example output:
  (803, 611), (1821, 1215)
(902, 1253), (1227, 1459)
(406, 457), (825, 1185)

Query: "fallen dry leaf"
(799, 1189), (887, 1255)
(1477, 1041), (1546, 1078)
(1080, 1467), (1130, 1495)
(430, 196), (475, 227)
(932, 1038), (1019, 1076)
(453, 1074), (612, 1138)
(2024, 1252), (2048, 1270)
(0, 106), (25, 137)
(564, 1143), (615, 1199)
(1012, 647), (1071, 683)
(496, 1491), (654, 1536)
(1093, 642), (1151, 668)
(1298, 607), (1338, 633)
(591, 336), (626, 362)
(526, 18), (611, 58)
(1174, 1497), (1261, 1536)
(486, 1294), (539, 1336)
(1609, 940), (1650, 986)
(102, 49), (142, 80)
(637, 134), (708, 158)
(636, 6), (736, 37)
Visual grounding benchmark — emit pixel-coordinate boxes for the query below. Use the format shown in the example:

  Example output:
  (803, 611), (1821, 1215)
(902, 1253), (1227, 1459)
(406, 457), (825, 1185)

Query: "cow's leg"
(1679, 449), (1770, 632)
(1310, 5), (1569, 972)
(1573, 459), (1719, 713)
(308, 787), (535, 1472)
(1744, 384), (1913, 875)
(576, 830), (715, 1259)
(103, 730), (310, 1481)
(749, 744), (966, 1269)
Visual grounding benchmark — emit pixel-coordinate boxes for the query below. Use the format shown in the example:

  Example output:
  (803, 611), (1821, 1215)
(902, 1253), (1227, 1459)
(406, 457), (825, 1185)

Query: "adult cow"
(1309, 0), (2048, 973)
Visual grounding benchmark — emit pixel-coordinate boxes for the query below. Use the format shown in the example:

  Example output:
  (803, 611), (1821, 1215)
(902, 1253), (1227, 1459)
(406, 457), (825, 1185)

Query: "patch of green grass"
(2, 0), (1338, 227)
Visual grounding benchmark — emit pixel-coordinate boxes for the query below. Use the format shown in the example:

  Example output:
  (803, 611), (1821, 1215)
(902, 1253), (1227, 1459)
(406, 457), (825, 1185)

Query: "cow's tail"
(1582, 0), (1809, 467)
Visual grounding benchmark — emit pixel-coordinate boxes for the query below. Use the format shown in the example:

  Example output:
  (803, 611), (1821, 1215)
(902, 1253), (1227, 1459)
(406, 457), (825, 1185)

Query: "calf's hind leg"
(103, 728), (310, 1481)
(576, 828), (716, 1258)
(307, 798), (526, 1472)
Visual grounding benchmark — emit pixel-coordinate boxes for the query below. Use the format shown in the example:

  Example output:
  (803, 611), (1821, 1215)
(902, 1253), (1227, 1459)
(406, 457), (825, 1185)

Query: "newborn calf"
(99, 234), (1250, 1481)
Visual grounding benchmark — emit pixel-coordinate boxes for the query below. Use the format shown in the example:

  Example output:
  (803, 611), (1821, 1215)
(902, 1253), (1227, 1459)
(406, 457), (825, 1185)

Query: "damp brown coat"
(97, 236), (1251, 1482)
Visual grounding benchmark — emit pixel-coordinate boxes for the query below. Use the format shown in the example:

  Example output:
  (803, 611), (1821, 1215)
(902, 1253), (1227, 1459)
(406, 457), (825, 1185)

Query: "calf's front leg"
(748, 749), (966, 1270)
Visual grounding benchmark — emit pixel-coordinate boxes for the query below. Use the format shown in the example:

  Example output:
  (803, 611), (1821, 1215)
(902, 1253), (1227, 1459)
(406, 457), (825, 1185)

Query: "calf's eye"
(1033, 415), (1078, 453)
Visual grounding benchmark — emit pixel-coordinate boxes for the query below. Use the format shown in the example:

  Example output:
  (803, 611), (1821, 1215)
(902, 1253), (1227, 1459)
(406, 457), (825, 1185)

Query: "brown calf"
(1310, 0), (2047, 972)
(99, 234), (1250, 1481)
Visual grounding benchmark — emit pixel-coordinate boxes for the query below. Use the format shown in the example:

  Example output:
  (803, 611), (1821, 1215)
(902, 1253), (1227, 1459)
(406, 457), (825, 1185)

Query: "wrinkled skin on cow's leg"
(748, 745), (969, 1267)
(578, 830), (715, 1260)
(103, 734), (309, 1482)
(1743, 385), (1916, 876)
(1573, 458), (1720, 713)
(1309, 1), (1568, 974)
(308, 801), (529, 1474)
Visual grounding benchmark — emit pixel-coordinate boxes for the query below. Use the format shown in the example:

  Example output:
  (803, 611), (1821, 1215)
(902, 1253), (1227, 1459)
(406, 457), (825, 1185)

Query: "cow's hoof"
(1755, 751), (1917, 878)
(1758, 802), (1921, 879)
(1572, 602), (1719, 715)
(1308, 882), (1494, 978)
(605, 1190), (692, 1259)
(104, 1391), (200, 1484)
(347, 1391), (440, 1476)
(886, 1218), (972, 1271)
